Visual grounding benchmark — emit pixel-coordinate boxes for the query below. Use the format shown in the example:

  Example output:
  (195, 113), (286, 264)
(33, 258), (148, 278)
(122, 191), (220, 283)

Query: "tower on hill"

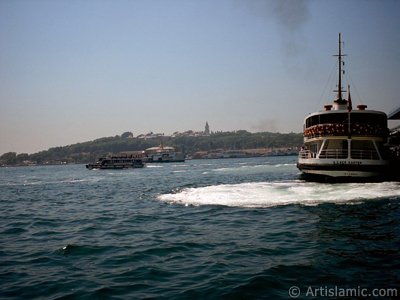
(204, 121), (210, 135)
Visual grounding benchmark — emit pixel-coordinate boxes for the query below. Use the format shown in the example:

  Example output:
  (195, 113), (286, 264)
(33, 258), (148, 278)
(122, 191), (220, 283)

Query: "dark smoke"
(271, 0), (309, 33)
(237, 0), (310, 56)
(251, 118), (278, 132)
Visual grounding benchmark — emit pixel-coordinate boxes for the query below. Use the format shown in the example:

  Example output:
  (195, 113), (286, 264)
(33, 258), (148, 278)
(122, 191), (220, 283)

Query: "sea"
(1, 156), (400, 299)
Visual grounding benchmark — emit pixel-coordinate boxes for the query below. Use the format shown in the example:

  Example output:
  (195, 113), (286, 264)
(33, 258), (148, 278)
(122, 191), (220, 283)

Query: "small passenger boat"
(86, 155), (144, 170)
(297, 34), (391, 181)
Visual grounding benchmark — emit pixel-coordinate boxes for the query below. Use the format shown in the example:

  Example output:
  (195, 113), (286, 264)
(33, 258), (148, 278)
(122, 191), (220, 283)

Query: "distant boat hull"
(145, 158), (185, 163)
(144, 146), (185, 163)
(86, 163), (144, 170)
(86, 157), (144, 170)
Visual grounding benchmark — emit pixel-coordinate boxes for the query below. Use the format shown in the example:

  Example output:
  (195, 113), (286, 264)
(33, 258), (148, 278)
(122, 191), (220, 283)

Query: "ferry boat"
(144, 145), (185, 163)
(297, 34), (390, 180)
(86, 155), (144, 170)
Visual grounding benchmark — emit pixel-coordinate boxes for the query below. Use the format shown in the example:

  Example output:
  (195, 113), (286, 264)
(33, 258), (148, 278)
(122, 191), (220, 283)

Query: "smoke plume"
(237, 0), (310, 56)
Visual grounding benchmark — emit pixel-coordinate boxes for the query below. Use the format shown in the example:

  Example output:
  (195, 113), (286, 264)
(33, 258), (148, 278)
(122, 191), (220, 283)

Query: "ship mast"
(334, 33), (346, 104)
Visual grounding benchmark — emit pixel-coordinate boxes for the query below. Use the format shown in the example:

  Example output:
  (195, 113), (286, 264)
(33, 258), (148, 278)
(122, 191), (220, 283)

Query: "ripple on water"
(1, 159), (400, 298)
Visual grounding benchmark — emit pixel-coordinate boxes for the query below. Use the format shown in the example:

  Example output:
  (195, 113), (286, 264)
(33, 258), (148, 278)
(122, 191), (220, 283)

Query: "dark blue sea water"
(1, 156), (400, 299)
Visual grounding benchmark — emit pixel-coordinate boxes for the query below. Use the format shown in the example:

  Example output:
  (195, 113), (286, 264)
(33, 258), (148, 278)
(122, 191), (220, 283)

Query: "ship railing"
(319, 149), (348, 159)
(318, 149), (379, 160)
(351, 149), (379, 160)
(299, 150), (317, 159)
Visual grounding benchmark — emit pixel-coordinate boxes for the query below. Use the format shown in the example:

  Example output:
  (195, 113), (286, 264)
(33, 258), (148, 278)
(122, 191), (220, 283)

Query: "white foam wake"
(158, 181), (400, 208)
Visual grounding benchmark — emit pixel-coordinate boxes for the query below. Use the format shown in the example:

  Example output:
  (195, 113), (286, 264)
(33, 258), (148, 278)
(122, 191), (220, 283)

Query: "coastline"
(1, 148), (299, 167)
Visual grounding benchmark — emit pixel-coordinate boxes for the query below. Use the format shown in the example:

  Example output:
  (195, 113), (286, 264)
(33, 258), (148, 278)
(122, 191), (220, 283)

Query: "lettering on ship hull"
(333, 161), (362, 165)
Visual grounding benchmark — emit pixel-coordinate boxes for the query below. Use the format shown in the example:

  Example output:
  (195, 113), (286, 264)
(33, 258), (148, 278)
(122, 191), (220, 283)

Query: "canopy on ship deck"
(388, 106), (400, 120)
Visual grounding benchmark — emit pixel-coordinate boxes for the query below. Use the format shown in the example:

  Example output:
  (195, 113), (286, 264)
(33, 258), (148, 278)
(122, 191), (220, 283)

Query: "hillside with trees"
(0, 130), (303, 166)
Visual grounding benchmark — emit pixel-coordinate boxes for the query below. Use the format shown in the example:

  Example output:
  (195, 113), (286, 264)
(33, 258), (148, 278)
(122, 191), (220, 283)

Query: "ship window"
(321, 113), (347, 124)
(351, 140), (379, 160)
(306, 113), (348, 128)
(352, 113), (386, 128)
(324, 139), (348, 150)
(319, 139), (348, 159)
(310, 143), (318, 154)
(305, 112), (387, 129)
(352, 140), (375, 150)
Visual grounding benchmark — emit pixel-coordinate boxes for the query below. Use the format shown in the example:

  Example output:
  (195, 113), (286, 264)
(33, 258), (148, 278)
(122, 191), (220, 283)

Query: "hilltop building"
(204, 121), (210, 135)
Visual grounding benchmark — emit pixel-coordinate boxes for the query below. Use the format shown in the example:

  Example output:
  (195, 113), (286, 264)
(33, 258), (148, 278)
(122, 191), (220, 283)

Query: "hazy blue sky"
(1, 0), (400, 154)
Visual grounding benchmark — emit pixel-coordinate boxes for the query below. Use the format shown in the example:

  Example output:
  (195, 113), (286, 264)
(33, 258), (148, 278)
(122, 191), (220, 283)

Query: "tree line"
(0, 131), (303, 166)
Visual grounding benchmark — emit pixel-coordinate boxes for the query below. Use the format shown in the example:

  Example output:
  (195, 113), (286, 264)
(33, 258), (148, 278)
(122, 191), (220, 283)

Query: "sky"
(1, 0), (400, 154)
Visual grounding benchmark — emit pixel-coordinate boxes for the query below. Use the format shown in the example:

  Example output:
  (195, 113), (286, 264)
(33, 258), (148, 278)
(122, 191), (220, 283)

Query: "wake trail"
(158, 181), (400, 208)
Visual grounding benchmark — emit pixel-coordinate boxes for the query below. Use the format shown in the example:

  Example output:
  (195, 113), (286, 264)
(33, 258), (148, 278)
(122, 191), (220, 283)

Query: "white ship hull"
(305, 170), (378, 178)
(144, 145), (185, 163)
(297, 157), (390, 179)
(297, 159), (389, 178)
(146, 152), (185, 163)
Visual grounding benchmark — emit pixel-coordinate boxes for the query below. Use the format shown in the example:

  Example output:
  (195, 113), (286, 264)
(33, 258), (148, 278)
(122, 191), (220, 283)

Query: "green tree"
(121, 131), (133, 138)
(16, 153), (29, 162)
(0, 152), (17, 165)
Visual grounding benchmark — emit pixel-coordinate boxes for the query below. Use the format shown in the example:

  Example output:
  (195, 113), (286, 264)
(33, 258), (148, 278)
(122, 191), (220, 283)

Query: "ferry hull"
(145, 153), (185, 163)
(86, 158), (145, 170)
(86, 163), (144, 170)
(298, 166), (382, 178)
(145, 156), (185, 163)
(297, 159), (391, 181)
(144, 146), (185, 163)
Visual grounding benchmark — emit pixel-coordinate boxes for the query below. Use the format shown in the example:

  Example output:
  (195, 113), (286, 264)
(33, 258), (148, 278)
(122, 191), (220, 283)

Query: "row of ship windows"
(304, 123), (387, 137)
(305, 113), (386, 128)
